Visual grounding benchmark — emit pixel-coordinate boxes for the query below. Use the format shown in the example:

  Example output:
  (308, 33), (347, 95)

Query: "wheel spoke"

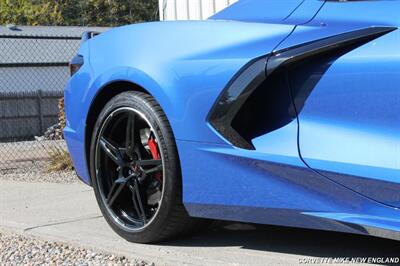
(136, 159), (162, 166)
(99, 137), (123, 165)
(106, 179), (118, 200)
(129, 185), (144, 224)
(126, 113), (136, 154)
(107, 183), (125, 207)
(130, 179), (147, 223)
(106, 173), (136, 207)
(144, 165), (163, 175)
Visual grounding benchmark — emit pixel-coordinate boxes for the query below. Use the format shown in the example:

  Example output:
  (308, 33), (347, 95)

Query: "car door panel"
(271, 3), (400, 207)
(295, 28), (400, 207)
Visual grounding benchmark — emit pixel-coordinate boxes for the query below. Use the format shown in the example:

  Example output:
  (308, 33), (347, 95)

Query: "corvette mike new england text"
(299, 257), (400, 264)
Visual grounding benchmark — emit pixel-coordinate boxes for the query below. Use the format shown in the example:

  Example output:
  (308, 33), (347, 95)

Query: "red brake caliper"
(148, 137), (160, 160)
(148, 136), (162, 181)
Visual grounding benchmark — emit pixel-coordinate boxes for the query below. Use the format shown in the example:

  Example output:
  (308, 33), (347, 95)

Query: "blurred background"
(0, 0), (236, 177)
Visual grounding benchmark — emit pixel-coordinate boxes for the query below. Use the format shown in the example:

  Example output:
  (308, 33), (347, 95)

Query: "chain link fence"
(0, 29), (83, 173)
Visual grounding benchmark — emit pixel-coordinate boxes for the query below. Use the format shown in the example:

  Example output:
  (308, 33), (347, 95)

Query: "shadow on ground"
(164, 221), (400, 259)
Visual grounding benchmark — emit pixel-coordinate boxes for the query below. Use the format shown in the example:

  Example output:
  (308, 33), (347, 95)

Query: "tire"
(89, 91), (204, 243)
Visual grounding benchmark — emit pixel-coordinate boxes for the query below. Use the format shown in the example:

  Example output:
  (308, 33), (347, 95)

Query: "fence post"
(37, 90), (44, 134)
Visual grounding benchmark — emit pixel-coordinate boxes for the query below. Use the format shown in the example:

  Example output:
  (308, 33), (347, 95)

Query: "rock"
(0, 231), (152, 265)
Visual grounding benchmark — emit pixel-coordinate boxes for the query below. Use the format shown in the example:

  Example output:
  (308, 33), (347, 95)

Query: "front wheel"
(89, 91), (203, 243)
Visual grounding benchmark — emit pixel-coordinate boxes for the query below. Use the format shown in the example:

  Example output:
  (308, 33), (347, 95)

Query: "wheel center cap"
(128, 162), (141, 175)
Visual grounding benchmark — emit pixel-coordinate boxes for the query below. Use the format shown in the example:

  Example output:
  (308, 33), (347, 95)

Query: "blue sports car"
(64, 0), (400, 243)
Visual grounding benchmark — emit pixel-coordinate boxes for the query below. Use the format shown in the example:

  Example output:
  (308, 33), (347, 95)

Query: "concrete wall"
(159, 0), (238, 20)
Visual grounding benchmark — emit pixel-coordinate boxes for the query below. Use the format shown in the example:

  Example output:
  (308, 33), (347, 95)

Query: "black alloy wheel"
(95, 106), (164, 230)
(90, 91), (205, 243)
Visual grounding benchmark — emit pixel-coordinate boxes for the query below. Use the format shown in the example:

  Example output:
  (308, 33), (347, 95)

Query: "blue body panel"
(65, 19), (300, 181)
(178, 140), (400, 239)
(64, 0), (400, 240)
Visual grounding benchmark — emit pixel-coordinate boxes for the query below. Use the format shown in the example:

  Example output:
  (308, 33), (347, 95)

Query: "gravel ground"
(0, 231), (152, 266)
(0, 161), (78, 183)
